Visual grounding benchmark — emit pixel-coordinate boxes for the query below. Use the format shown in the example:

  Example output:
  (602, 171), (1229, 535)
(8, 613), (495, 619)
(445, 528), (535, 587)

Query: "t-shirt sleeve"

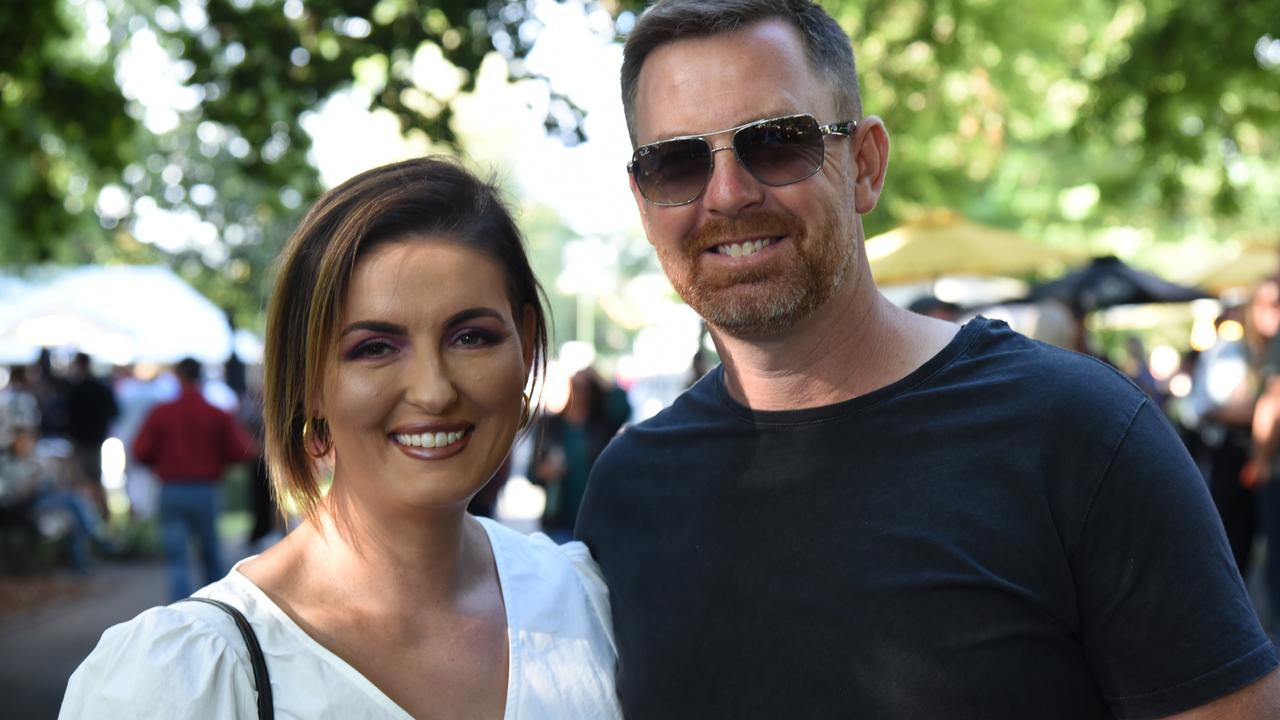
(59, 605), (259, 720)
(1072, 399), (1279, 719)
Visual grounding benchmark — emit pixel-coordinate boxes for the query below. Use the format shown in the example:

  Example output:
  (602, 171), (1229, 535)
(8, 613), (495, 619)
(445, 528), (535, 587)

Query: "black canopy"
(1023, 255), (1209, 314)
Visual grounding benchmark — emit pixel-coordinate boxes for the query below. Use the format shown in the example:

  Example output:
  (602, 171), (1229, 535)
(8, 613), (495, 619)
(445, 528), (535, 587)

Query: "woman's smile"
(390, 425), (474, 459)
(322, 236), (532, 508)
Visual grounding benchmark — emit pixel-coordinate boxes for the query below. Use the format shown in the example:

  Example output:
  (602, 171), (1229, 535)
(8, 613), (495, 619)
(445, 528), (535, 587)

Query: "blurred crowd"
(5, 281), (1280, 627)
(0, 350), (275, 585)
(0, 343), (649, 591)
(1173, 275), (1280, 633)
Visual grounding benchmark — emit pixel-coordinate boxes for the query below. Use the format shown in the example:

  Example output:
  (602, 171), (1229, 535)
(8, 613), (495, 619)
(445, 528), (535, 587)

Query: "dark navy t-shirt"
(576, 318), (1278, 719)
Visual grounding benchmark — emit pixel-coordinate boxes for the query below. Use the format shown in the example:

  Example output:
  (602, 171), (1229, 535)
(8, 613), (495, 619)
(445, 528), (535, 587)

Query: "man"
(64, 352), (118, 518)
(134, 358), (255, 600)
(574, 2), (1280, 718)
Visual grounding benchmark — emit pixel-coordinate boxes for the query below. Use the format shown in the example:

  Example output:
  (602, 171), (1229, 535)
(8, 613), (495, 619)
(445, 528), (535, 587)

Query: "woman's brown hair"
(262, 156), (549, 520)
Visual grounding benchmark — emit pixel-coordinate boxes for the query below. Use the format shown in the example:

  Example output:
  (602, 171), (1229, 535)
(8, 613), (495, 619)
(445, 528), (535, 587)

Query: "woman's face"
(1252, 280), (1280, 341)
(320, 236), (531, 512)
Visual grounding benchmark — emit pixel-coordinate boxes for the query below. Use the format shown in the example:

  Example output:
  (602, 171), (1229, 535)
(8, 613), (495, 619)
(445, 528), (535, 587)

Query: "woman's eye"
(454, 329), (502, 348)
(350, 339), (397, 359)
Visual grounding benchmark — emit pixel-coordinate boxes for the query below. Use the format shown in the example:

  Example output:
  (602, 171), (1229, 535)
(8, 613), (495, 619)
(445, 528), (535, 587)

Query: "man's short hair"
(175, 357), (202, 383)
(620, 0), (862, 146)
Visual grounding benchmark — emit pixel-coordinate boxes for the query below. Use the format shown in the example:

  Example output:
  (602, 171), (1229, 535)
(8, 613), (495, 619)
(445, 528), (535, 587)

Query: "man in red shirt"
(134, 358), (256, 600)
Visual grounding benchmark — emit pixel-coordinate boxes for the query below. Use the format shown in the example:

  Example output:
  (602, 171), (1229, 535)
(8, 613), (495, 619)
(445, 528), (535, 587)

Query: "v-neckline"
(227, 518), (517, 719)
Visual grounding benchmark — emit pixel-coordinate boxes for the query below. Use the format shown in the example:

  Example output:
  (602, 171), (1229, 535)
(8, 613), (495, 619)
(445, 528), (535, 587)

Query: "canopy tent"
(1190, 240), (1280, 294)
(1022, 255), (1210, 314)
(0, 276), (41, 364)
(0, 265), (233, 365)
(865, 209), (1082, 285)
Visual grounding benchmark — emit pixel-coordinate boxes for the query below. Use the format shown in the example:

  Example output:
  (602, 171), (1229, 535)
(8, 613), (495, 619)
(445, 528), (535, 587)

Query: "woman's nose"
(406, 356), (459, 413)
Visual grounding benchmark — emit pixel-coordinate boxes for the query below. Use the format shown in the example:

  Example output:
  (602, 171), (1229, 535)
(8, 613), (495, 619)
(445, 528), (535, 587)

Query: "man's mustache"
(688, 212), (806, 259)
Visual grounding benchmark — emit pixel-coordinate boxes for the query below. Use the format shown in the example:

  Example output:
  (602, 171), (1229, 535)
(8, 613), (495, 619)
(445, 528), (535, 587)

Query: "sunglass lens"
(736, 116), (826, 186)
(633, 139), (711, 205)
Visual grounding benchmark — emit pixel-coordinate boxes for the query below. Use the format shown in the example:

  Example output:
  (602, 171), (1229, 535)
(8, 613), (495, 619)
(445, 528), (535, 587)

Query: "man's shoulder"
(956, 318), (1144, 406)
(147, 392), (224, 419)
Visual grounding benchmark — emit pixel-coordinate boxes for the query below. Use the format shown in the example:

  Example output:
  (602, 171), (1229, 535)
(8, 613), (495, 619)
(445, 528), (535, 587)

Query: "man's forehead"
(630, 19), (831, 144)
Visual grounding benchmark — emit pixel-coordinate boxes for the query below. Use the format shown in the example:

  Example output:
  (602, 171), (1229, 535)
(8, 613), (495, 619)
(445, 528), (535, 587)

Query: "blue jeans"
(31, 489), (102, 573)
(159, 482), (224, 601)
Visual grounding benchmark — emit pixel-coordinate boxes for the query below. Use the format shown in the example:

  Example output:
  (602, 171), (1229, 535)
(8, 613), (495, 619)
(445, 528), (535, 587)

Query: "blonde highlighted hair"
(262, 157), (549, 521)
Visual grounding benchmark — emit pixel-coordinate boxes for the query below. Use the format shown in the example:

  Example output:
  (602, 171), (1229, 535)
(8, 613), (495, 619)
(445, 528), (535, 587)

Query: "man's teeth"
(715, 238), (775, 257)
(394, 430), (465, 449)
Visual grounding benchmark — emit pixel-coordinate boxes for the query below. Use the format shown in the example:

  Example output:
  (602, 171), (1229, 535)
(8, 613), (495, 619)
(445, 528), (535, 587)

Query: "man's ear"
(851, 116), (890, 215)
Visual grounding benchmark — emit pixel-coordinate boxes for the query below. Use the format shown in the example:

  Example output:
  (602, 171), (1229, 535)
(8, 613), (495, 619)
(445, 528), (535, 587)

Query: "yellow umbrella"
(1191, 239), (1279, 294)
(866, 209), (1082, 285)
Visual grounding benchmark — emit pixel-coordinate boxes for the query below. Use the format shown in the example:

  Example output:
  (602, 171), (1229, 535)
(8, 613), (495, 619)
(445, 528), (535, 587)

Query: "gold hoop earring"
(517, 392), (533, 432)
(302, 417), (331, 458)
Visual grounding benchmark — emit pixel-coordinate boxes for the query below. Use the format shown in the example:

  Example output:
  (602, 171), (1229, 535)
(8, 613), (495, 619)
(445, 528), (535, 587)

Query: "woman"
(60, 158), (620, 718)
(530, 369), (628, 542)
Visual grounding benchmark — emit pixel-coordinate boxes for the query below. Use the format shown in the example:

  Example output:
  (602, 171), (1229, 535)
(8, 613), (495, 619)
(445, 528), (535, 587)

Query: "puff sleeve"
(59, 604), (259, 719)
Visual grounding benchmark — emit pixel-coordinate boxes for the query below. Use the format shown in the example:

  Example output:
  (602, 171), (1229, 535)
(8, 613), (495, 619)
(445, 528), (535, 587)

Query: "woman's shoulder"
(475, 517), (621, 719)
(59, 579), (260, 719)
(476, 517), (612, 633)
(478, 517), (602, 584)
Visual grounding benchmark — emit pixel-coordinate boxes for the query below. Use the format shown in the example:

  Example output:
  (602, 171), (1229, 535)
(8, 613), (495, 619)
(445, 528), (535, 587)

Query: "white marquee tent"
(0, 265), (234, 366)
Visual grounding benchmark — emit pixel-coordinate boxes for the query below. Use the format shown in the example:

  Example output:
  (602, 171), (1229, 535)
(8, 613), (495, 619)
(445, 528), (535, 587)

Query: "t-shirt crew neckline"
(712, 317), (987, 426)
(223, 516), (519, 720)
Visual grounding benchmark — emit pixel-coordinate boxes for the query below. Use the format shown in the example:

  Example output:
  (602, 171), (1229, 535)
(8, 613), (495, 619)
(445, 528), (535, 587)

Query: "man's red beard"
(656, 208), (853, 338)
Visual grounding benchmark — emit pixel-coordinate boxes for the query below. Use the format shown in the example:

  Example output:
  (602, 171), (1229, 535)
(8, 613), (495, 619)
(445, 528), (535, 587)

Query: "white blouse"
(59, 518), (620, 719)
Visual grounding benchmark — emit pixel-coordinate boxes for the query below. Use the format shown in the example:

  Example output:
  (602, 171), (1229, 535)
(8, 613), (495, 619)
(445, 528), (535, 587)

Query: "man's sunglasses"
(627, 114), (857, 207)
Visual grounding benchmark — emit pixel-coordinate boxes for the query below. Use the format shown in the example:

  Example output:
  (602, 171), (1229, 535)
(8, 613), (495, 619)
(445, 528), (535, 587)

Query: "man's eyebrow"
(339, 320), (407, 337)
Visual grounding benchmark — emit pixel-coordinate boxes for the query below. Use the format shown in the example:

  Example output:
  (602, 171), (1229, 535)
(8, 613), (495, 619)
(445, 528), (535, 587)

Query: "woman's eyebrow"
(444, 307), (507, 327)
(340, 320), (408, 337)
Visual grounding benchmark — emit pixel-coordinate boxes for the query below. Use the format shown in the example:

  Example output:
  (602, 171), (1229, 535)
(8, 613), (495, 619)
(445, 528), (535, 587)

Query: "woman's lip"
(389, 422), (472, 435)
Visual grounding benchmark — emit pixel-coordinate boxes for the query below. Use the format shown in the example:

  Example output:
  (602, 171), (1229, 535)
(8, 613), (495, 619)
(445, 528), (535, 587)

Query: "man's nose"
(700, 145), (765, 215)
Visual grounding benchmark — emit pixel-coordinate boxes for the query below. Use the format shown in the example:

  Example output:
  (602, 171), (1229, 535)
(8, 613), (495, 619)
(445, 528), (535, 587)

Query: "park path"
(0, 561), (168, 720)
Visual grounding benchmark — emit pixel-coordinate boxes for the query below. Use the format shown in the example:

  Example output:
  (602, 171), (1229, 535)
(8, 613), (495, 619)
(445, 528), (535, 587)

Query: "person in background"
(1184, 303), (1260, 580)
(575, 1), (1280, 717)
(111, 364), (167, 518)
(531, 368), (628, 542)
(0, 422), (112, 573)
(0, 366), (41, 451)
(133, 357), (256, 601)
(237, 378), (283, 550)
(64, 352), (118, 519)
(1246, 276), (1280, 635)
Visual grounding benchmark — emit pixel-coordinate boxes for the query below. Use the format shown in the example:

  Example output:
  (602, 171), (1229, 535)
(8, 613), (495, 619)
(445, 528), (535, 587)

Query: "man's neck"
(713, 270), (960, 411)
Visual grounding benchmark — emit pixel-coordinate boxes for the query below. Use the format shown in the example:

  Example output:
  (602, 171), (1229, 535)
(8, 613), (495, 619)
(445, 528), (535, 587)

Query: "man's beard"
(656, 209), (854, 338)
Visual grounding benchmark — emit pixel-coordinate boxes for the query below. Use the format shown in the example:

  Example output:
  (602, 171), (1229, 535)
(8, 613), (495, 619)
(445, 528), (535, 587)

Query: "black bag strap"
(175, 597), (274, 720)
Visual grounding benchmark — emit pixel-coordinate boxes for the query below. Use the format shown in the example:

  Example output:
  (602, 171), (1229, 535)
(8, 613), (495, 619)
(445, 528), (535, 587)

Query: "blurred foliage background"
(1, 0), (1277, 344)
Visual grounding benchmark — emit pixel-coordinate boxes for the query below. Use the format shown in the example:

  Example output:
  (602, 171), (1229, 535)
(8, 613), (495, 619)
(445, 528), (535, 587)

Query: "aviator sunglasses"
(627, 113), (857, 206)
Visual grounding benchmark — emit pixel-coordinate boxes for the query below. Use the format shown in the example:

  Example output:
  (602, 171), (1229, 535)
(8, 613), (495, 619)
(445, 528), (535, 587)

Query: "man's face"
(628, 20), (862, 338)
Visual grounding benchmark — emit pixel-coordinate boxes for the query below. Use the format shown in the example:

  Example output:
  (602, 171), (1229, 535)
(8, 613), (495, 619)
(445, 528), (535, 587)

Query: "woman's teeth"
(715, 238), (775, 257)
(394, 430), (465, 449)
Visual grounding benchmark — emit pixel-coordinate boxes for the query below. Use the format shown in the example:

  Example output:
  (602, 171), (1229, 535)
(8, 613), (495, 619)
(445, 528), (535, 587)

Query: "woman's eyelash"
(346, 338), (398, 359)
(453, 328), (505, 347)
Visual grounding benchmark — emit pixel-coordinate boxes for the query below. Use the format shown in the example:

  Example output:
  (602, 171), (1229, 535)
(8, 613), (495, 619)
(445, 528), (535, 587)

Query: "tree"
(1, 0), (626, 328)
(3, 0), (1278, 333)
